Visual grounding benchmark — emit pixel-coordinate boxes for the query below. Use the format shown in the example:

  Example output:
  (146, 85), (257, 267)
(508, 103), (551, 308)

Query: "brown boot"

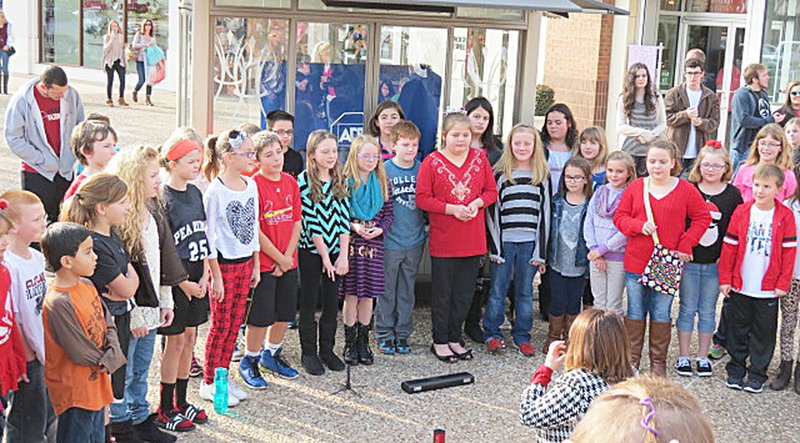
(544, 315), (565, 352)
(117, 97), (130, 107)
(648, 321), (672, 377)
(145, 95), (154, 106)
(625, 318), (646, 370)
(132, 90), (138, 102)
(105, 98), (114, 106)
(564, 314), (577, 339)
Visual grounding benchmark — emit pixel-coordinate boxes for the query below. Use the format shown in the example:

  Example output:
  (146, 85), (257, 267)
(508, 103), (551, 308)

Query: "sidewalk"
(0, 75), (177, 191)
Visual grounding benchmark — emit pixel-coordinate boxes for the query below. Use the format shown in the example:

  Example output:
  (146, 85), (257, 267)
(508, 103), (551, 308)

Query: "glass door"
(678, 21), (745, 146)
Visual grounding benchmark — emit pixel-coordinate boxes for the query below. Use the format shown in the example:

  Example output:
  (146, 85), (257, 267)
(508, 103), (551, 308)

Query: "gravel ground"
(1, 76), (799, 443)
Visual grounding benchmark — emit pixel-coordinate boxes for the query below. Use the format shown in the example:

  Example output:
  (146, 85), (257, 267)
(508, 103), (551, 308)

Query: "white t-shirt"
(684, 87), (703, 159)
(205, 176), (260, 261)
(740, 205), (775, 298)
(547, 149), (572, 196)
(5, 249), (47, 364)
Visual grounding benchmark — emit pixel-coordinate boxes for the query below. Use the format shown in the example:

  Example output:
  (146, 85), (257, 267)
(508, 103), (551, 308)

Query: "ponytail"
(202, 135), (220, 183)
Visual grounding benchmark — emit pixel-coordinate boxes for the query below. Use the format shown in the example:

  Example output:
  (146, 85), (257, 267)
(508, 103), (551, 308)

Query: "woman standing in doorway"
(132, 19), (157, 106)
(102, 20), (128, 107)
(617, 63), (667, 176)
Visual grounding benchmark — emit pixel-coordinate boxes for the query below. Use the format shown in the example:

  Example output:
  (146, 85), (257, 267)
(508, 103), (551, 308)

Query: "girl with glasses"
(778, 81), (800, 128)
(733, 123), (796, 202)
(339, 135), (393, 366)
(677, 142), (743, 378)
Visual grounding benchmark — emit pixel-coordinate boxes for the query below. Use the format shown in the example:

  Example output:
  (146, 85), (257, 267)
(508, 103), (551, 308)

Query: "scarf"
(349, 172), (383, 221)
(596, 184), (623, 219)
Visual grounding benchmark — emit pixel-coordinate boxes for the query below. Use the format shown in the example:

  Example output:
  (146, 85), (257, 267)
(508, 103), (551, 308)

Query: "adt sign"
(330, 112), (364, 152)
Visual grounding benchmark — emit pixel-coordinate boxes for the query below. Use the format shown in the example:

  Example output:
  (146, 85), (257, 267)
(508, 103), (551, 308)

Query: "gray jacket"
(4, 78), (84, 180)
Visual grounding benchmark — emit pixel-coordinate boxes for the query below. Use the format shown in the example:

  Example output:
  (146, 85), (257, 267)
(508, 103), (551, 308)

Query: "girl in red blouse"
(0, 200), (28, 397)
(416, 112), (498, 362)
(613, 140), (710, 377)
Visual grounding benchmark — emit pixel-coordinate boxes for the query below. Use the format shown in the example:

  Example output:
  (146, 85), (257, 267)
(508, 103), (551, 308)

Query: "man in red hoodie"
(719, 163), (797, 393)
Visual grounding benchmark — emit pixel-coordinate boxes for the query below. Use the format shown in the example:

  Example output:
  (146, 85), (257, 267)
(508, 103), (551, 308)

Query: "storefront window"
(83, 0), (124, 69)
(457, 7), (524, 21)
(212, 17), (289, 133)
(763, 1), (800, 103)
(449, 27), (519, 139)
(215, 0), (290, 7)
(687, 0), (746, 13)
(657, 16), (679, 90)
(378, 26), (447, 157)
(42, 0), (81, 65)
(127, 0), (169, 70)
(295, 22), (367, 157)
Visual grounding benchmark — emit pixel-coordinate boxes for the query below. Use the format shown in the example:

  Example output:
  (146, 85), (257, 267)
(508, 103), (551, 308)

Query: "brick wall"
(543, 9), (615, 132)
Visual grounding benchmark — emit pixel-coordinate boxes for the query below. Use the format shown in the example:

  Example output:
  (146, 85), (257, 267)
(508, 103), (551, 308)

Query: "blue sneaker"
(395, 338), (411, 355)
(259, 348), (300, 380)
(238, 355), (268, 389)
(378, 339), (396, 355)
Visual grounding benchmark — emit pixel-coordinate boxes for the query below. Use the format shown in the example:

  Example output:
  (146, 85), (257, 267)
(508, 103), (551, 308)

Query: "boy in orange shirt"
(40, 222), (126, 443)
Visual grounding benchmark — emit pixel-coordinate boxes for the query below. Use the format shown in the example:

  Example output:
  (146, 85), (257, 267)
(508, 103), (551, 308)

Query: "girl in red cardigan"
(0, 200), (28, 397)
(613, 140), (710, 377)
(417, 112), (498, 363)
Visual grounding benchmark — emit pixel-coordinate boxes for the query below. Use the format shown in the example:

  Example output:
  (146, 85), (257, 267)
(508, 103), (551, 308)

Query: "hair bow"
(705, 140), (723, 149)
(0, 199), (8, 211)
(229, 130), (248, 149)
(443, 106), (467, 117)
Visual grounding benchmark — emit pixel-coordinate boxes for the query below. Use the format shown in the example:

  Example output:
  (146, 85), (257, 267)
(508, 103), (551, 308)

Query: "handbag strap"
(642, 178), (661, 244)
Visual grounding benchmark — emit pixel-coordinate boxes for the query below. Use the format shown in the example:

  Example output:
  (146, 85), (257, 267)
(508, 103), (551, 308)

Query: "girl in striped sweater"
(339, 135), (393, 366)
(297, 130), (351, 376)
(484, 124), (551, 357)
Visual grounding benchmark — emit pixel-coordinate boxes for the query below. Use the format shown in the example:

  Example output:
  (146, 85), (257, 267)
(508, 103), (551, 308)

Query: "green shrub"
(535, 85), (555, 116)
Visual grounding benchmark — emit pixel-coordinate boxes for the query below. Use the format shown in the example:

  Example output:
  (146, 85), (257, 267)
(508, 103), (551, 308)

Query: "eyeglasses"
(758, 140), (782, 149)
(685, 71), (704, 77)
(357, 154), (381, 160)
(564, 175), (586, 183)
(700, 163), (726, 171)
(231, 150), (256, 159)
(791, 91), (800, 96)
(272, 130), (294, 137)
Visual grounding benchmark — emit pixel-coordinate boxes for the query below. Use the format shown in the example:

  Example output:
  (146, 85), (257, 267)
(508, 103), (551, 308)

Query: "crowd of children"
(2, 79), (800, 443)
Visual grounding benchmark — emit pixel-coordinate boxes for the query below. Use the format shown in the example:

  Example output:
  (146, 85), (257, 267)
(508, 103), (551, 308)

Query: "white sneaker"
(198, 382), (240, 407)
(228, 380), (250, 401)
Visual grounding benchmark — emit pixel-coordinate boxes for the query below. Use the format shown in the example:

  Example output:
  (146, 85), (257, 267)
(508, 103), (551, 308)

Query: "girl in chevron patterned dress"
(297, 130), (351, 376)
(339, 135), (393, 367)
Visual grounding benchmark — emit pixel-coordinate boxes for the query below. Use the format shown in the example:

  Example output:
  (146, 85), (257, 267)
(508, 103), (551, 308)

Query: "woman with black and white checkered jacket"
(520, 309), (633, 442)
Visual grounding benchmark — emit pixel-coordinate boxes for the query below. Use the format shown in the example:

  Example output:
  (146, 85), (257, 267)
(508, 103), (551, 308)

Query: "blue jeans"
(625, 272), (675, 322)
(57, 407), (104, 443)
(548, 270), (586, 317)
(483, 241), (537, 345)
(0, 51), (9, 75)
(677, 262), (720, 333)
(110, 329), (156, 425)
(135, 61), (152, 95)
(5, 360), (56, 443)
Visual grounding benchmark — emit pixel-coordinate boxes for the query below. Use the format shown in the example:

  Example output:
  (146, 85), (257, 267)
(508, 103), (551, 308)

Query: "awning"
(321, 0), (628, 15)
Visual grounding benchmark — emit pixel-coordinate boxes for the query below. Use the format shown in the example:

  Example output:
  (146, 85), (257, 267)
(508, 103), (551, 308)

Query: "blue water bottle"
(214, 367), (229, 414)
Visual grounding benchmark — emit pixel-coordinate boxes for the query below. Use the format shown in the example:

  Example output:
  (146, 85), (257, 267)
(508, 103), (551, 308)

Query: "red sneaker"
(175, 403), (208, 425)
(154, 409), (195, 432)
(516, 342), (536, 357)
(486, 337), (505, 354)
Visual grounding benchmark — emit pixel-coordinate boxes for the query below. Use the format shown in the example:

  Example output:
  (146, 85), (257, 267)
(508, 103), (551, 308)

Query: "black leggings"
(431, 256), (481, 344)
(105, 60), (126, 99)
(298, 249), (340, 357)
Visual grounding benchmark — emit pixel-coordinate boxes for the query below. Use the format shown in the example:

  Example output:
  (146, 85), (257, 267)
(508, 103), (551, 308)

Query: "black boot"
(770, 360), (794, 390)
(1, 75), (7, 94)
(133, 414), (177, 443)
(356, 323), (374, 366)
(109, 420), (144, 443)
(794, 363), (800, 395)
(343, 324), (359, 366)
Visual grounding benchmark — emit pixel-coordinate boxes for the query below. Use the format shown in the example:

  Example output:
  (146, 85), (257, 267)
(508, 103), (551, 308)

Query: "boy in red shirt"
(719, 164), (797, 393)
(40, 222), (125, 443)
(239, 131), (302, 389)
